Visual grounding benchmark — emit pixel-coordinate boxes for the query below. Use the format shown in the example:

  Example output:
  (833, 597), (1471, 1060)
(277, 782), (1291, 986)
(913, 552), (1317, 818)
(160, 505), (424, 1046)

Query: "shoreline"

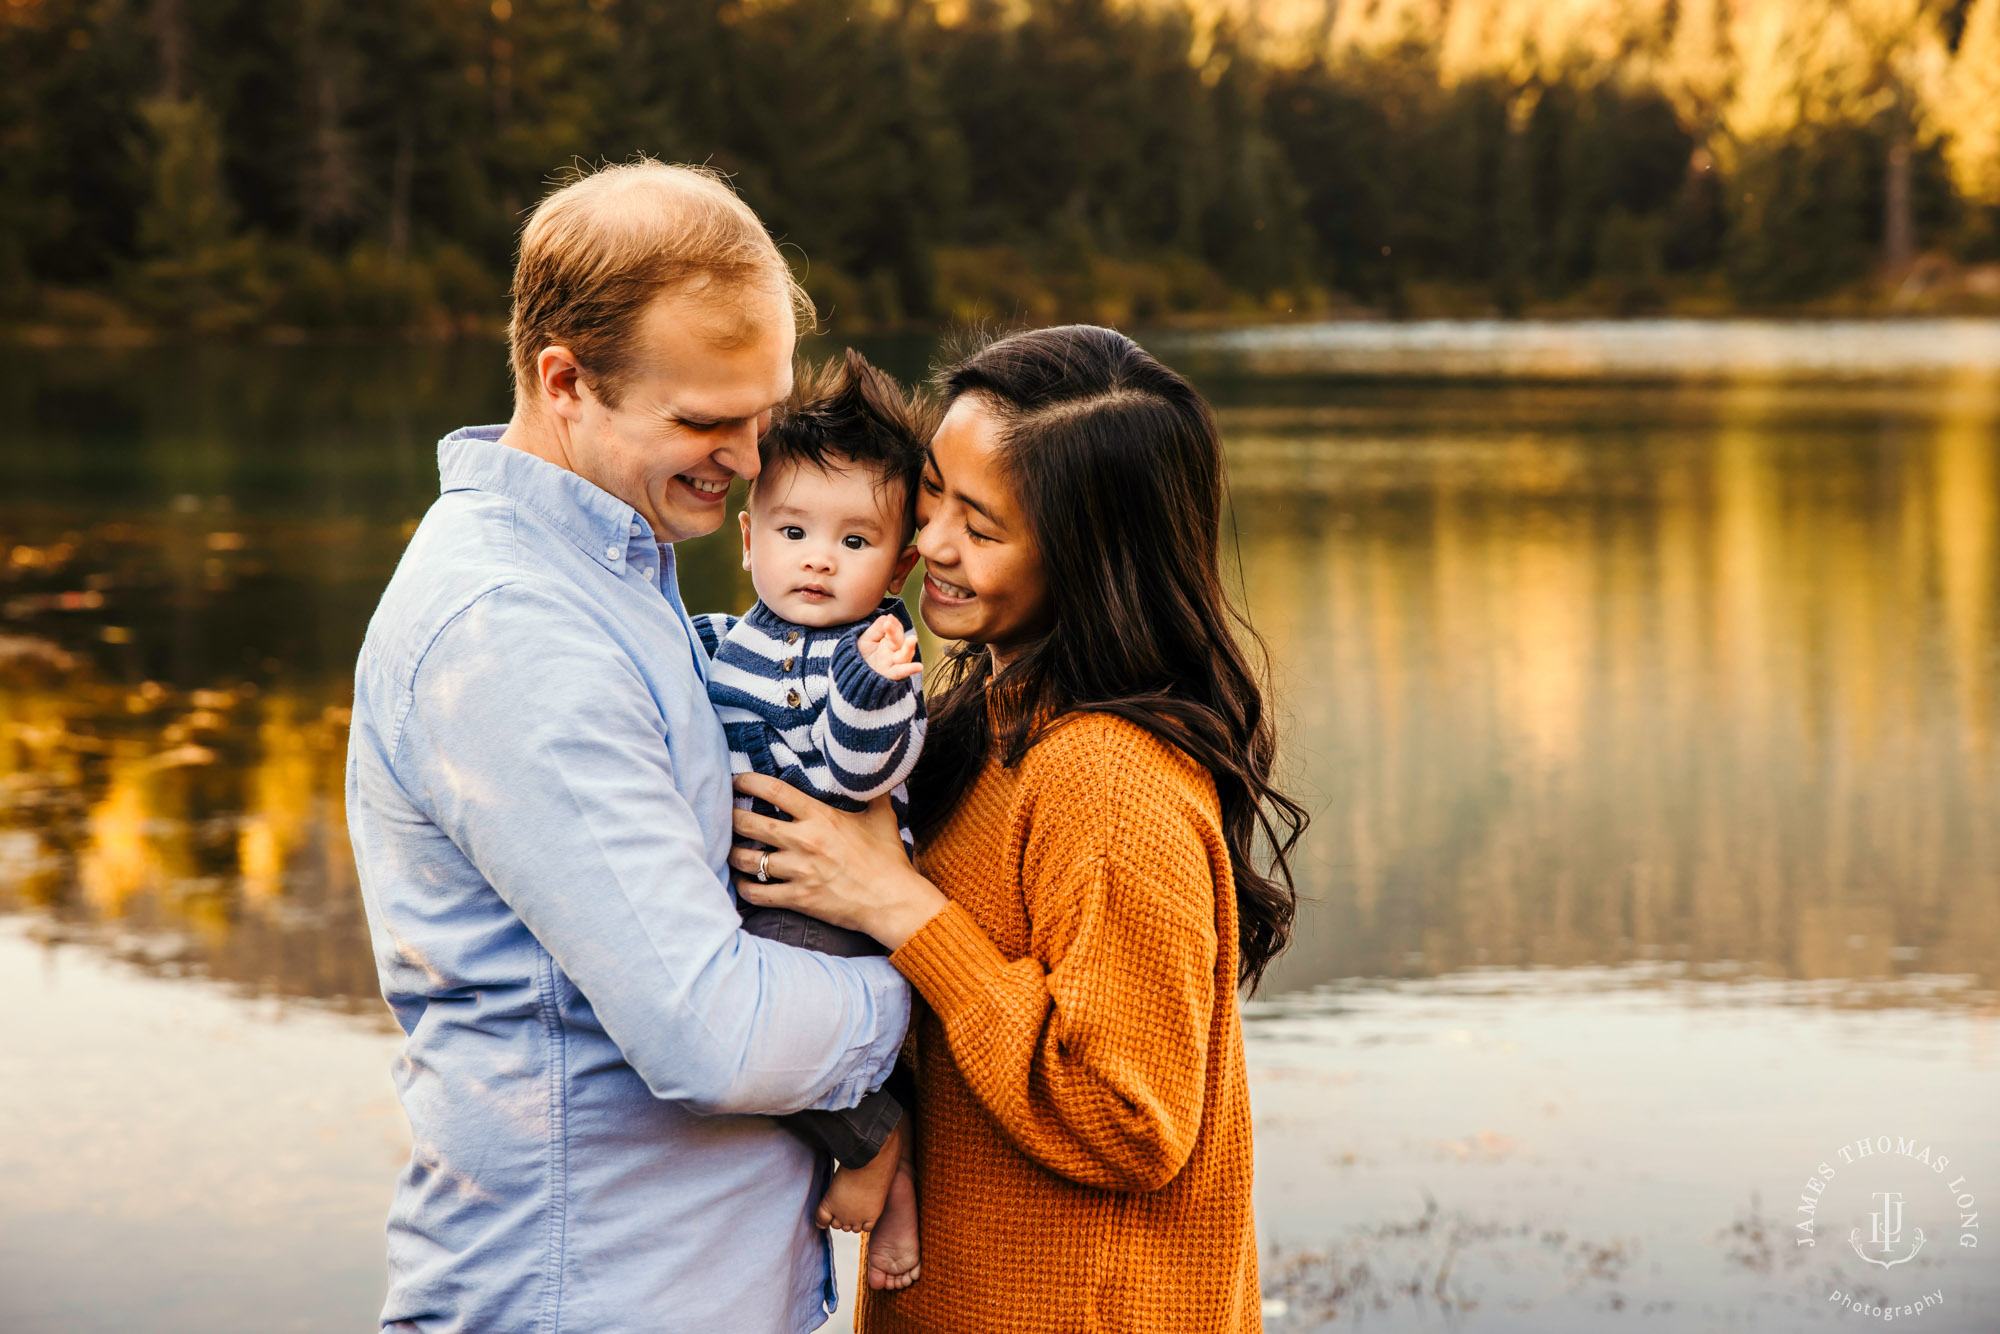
(11, 303), (2000, 351)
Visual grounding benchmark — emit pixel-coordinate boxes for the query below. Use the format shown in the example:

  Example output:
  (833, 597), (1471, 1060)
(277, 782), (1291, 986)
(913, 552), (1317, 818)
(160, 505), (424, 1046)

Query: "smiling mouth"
(677, 475), (729, 497)
(925, 572), (975, 601)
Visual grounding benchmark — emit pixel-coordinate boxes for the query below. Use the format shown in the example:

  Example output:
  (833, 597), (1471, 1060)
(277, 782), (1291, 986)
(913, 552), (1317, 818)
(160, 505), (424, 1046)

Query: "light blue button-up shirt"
(345, 426), (910, 1334)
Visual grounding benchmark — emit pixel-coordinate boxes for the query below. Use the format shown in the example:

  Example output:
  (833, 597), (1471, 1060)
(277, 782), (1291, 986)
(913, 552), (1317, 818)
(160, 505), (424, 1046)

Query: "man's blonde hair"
(508, 160), (814, 408)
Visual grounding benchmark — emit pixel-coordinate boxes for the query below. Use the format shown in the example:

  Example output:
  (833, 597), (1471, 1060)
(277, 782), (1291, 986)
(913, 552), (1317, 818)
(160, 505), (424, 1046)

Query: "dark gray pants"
(741, 904), (907, 1169)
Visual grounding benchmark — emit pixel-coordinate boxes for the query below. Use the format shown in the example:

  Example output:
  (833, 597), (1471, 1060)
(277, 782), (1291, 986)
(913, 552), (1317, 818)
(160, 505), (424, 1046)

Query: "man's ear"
(889, 544), (921, 594)
(738, 509), (754, 572)
(536, 345), (587, 423)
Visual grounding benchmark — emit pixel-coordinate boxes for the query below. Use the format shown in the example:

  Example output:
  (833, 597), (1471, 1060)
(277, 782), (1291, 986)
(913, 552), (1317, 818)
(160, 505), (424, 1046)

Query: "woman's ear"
(738, 509), (753, 572)
(889, 543), (921, 594)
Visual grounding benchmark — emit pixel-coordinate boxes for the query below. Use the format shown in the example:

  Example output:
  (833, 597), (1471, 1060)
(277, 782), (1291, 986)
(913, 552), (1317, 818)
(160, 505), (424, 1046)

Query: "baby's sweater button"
(785, 689), (801, 708)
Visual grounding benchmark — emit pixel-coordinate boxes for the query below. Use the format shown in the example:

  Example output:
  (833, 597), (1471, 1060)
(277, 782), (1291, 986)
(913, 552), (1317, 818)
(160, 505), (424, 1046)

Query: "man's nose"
(714, 427), (760, 482)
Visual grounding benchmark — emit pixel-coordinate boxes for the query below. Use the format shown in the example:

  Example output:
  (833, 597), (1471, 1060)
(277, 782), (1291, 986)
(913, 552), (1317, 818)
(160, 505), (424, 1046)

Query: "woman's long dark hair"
(909, 325), (1308, 992)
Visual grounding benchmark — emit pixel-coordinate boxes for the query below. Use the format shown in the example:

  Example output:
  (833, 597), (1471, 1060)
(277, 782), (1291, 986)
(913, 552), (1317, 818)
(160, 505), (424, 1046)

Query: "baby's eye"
(781, 526), (805, 541)
(842, 535), (868, 550)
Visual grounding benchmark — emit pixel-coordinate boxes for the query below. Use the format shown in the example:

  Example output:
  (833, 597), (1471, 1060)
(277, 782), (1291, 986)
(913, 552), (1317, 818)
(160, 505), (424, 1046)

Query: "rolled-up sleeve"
(396, 581), (908, 1116)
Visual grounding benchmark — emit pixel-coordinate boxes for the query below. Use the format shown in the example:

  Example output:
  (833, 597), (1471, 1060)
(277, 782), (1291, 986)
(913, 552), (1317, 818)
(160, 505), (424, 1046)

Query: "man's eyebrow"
(655, 403), (717, 426)
(657, 399), (775, 427)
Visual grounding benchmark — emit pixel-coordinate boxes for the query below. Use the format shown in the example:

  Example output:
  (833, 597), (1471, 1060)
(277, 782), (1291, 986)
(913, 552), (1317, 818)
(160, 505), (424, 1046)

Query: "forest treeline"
(5, 0), (2000, 335)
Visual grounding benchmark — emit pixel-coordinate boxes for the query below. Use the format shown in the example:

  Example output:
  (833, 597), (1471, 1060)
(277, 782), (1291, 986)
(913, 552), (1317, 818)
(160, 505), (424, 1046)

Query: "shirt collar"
(437, 425), (650, 570)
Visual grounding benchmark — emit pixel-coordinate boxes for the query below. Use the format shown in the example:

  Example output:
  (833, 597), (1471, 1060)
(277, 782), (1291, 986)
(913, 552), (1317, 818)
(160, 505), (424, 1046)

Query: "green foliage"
(1263, 66), (1698, 312)
(136, 97), (234, 258)
(124, 98), (270, 332)
(1726, 128), (1882, 302)
(4, 0), (1995, 333)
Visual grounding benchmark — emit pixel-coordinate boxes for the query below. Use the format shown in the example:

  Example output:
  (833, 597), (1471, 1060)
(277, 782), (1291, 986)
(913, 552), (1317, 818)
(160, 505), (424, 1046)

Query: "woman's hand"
(729, 773), (948, 951)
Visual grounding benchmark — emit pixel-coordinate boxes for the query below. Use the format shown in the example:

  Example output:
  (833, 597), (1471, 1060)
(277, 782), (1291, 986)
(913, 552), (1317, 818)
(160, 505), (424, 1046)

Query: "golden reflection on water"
(0, 493), (751, 1007)
(1231, 378), (2000, 998)
(0, 512), (379, 1006)
(1, 360), (1997, 1011)
(0, 653), (373, 1003)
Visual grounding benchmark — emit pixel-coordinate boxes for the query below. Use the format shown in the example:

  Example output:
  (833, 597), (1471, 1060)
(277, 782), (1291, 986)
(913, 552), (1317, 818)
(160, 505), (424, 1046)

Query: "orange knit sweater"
(856, 709), (1261, 1334)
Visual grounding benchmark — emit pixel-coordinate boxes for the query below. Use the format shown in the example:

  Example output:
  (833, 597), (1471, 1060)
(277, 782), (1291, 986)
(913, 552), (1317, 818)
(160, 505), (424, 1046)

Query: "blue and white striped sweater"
(692, 596), (923, 858)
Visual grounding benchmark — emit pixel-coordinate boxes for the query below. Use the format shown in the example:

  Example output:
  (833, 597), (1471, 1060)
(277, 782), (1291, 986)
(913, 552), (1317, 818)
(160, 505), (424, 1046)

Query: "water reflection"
(1242, 971), (2000, 1332)
(1233, 378), (2000, 998)
(1165, 317), (2000, 379)
(1, 338), (1997, 1016)
(1, 608), (374, 1005)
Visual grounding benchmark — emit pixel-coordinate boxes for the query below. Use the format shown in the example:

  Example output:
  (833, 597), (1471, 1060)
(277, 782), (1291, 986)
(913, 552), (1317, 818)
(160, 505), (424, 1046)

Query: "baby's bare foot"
(816, 1121), (903, 1234)
(865, 1158), (921, 1291)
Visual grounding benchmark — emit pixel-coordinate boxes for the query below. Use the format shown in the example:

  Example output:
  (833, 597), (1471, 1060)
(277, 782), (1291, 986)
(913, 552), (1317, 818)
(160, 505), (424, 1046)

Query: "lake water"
(2, 322), (1996, 1332)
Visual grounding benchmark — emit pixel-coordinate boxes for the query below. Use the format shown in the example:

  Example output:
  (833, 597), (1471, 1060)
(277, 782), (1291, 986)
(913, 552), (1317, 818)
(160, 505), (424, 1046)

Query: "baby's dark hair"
(756, 348), (934, 536)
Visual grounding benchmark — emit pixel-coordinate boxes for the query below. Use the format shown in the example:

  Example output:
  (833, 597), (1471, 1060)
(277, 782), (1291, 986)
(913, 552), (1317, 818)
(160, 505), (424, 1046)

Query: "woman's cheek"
(966, 549), (995, 605)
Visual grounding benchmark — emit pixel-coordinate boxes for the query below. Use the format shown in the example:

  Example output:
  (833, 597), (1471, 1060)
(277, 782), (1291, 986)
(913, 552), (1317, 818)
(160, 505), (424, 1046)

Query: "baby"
(692, 348), (929, 1292)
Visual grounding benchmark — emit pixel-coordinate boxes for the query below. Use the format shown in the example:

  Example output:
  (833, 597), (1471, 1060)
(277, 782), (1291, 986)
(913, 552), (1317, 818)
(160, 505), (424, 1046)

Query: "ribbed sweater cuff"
(831, 630), (921, 711)
(889, 901), (1009, 1019)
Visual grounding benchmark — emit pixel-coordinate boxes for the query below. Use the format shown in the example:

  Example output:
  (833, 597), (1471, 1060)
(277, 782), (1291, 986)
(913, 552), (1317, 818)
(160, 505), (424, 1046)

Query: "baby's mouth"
(794, 583), (833, 600)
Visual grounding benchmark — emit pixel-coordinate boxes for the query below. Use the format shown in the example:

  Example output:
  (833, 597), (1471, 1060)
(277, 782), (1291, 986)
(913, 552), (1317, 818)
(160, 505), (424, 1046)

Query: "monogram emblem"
(1849, 1190), (1927, 1269)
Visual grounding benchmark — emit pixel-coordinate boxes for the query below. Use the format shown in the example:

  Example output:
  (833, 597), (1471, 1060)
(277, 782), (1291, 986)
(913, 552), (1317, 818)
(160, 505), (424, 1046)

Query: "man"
(345, 161), (910, 1334)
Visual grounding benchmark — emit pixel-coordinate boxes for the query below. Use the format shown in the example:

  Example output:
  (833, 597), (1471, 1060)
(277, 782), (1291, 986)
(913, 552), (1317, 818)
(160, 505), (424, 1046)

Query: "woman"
(730, 325), (1307, 1333)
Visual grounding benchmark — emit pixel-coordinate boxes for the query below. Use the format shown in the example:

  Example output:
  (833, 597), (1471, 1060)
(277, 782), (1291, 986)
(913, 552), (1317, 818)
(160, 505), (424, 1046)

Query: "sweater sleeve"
(890, 723), (1222, 1193)
(689, 612), (736, 662)
(806, 627), (925, 801)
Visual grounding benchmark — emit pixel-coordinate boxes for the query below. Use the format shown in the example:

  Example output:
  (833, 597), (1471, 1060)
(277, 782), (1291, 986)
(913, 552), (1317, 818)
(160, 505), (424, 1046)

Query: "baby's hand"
(858, 615), (922, 681)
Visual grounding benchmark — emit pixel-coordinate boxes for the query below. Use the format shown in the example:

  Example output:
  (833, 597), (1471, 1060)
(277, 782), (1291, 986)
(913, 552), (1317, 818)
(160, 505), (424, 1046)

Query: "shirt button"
(605, 544), (620, 562)
(785, 631), (799, 644)
(781, 657), (795, 672)
(641, 566), (654, 580)
(629, 520), (641, 537)
(785, 689), (801, 707)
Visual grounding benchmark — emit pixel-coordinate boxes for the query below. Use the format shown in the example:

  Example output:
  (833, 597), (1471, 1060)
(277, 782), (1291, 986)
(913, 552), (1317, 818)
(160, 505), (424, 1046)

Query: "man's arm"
(396, 582), (908, 1116)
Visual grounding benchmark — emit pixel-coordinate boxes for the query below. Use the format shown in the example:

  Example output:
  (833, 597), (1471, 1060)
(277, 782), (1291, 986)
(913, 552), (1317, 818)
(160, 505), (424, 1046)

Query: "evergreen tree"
(2, 0), (1987, 328)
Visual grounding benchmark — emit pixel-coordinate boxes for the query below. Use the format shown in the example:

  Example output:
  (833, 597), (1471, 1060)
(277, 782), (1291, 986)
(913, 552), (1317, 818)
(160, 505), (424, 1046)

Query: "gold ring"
(756, 851), (771, 883)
